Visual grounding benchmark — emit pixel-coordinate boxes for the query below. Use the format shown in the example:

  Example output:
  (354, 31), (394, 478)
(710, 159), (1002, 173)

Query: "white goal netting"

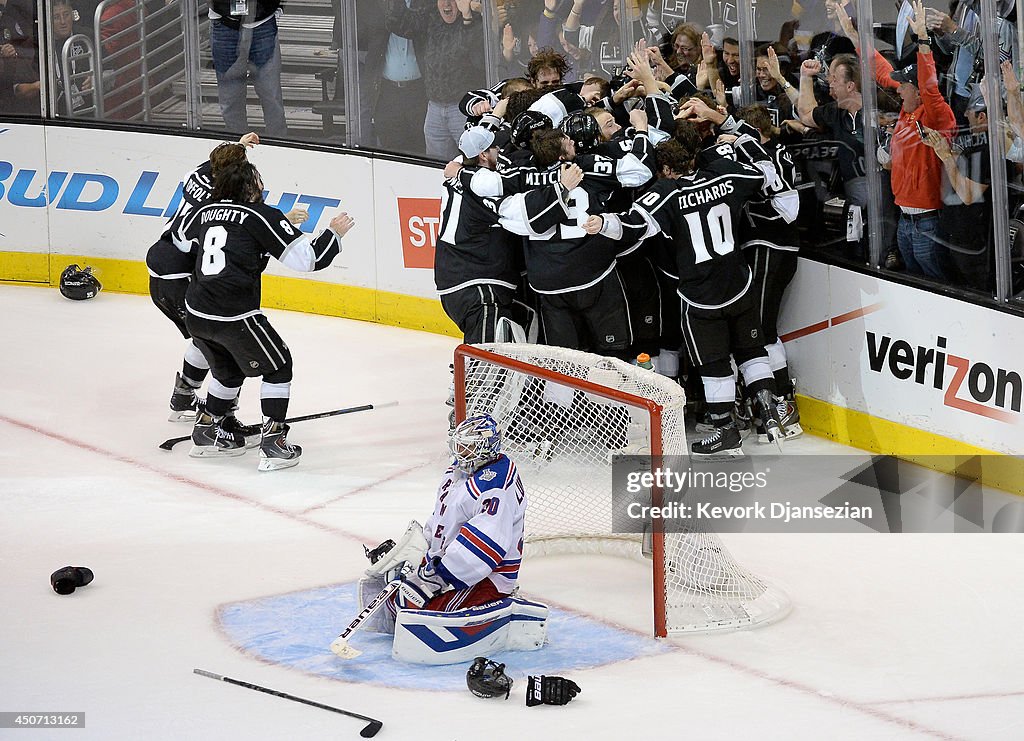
(456, 343), (790, 635)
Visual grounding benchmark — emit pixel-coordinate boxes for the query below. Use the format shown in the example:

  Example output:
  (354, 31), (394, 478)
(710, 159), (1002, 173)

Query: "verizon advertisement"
(780, 263), (1023, 455)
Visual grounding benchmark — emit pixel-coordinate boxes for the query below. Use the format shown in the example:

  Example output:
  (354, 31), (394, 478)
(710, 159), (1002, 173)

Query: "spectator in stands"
(792, 0), (857, 57)
(845, 0), (955, 279)
(208, 0), (287, 138)
(926, 0), (1018, 123)
(0, 0), (34, 62)
(796, 52), (868, 256)
(373, 0), (428, 153)
(560, 0), (642, 79)
(0, 0), (38, 115)
(756, 45), (799, 130)
(386, 0), (486, 159)
(667, 22), (701, 82)
(717, 37), (741, 89)
(923, 83), (998, 292)
(50, 0), (93, 116)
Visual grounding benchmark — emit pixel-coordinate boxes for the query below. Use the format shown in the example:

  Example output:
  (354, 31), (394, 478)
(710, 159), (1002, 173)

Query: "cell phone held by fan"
(916, 120), (926, 140)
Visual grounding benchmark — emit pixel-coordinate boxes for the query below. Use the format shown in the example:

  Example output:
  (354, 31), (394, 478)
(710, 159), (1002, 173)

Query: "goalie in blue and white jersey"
(356, 414), (547, 665)
(398, 414), (527, 611)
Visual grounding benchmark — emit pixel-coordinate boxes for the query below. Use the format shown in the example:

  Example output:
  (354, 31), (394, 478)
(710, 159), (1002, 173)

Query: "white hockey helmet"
(449, 414), (501, 474)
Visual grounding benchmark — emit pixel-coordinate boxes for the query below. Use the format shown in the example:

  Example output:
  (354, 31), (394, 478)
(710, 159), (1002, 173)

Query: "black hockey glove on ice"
(526, 675), (581, 706)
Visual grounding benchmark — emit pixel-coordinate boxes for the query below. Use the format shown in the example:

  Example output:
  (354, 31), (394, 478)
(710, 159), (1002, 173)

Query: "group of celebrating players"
(435, 39), (805, 457)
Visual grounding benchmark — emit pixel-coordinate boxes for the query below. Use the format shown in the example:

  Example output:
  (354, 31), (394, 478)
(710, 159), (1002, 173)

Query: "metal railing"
(60, 34), (98, 117)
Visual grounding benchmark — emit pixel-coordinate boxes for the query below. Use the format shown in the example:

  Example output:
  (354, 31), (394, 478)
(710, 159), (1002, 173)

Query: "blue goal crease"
(216, 582), (671, 691)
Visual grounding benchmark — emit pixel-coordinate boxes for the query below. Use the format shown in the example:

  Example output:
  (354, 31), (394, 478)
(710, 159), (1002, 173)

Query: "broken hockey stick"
(194, 669), (383, 737)
(329, 580), (401, 660)
(158, 401), (399, 450)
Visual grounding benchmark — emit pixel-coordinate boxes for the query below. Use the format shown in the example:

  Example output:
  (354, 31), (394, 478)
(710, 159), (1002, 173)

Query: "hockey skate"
(189, 412), (247, 458)
(169, 372), (202, 422)
(258, 420), (302, 471)
(755, 390), (788, 452)
(757, 398), (803, 444)
(222, 414), (262, 449)
(691, 423), (743, 458)
(694, 410), (716, 435)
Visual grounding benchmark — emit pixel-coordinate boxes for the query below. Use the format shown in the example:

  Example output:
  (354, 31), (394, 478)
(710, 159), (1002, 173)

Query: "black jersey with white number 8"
(182, 201), (302, 320)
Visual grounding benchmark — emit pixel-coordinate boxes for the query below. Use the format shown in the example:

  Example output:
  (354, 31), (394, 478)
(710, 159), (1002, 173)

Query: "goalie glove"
(364, 520), (428, 578)
(526, 675), (581, 706)
(395, 561), (447, 610)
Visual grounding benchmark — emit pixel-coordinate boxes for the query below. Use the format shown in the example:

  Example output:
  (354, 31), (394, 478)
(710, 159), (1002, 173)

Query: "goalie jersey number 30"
(425, 455), (526, 595)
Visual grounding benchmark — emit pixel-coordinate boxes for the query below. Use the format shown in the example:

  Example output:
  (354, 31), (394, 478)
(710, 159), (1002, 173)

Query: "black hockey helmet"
(509, 110), (553, 150)
(559, 111), (601, 152)
(467, 657), (513, 699)
(59, 264), (102, 301)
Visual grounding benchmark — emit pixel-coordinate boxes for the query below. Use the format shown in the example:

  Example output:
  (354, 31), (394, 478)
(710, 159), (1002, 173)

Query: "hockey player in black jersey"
(176, 161), (355, 471)
(735, 104), (804, 443)
(435, 126), (523, 343)
(527, 78), (611, 127)
(585, 99), (796, 456)
(147, 133), (309, 427)
(147, 135), (253, 425)
(498, 109), (653, 356)
(580, 106), (665, 359)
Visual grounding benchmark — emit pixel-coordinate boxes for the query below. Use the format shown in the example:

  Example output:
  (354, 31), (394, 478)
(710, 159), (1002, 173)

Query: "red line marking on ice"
(658, 641), (964, 740)
(535, 595), (960, 738)
(867, 689), (1024, 706)
(300, 459), (435, 514)
(0, 414), (372, 544)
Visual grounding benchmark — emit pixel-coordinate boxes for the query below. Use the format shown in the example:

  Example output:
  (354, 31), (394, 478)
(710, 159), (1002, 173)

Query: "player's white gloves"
(395, 561), (447, 609)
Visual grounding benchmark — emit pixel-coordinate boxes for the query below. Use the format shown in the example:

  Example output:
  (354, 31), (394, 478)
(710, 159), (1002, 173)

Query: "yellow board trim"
(0, 252), (462, 337)
(2, 251), (1019, 494)
(797, 393), (1023, 496)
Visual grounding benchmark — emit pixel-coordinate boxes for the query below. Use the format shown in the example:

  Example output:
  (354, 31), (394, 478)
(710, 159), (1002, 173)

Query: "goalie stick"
(158, 401), (398, 450)
(329, 580), (401, 660)
(194, 669), (383, 737)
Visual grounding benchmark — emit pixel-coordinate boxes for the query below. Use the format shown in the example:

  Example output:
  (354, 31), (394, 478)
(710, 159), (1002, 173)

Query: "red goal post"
(453, 343), (791, 637)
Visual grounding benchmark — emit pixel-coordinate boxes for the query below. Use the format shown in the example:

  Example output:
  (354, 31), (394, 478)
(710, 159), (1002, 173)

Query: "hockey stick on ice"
(193, 669), (383, 737)
(329, 580), (401, 660)
(158, 401), (399, 450)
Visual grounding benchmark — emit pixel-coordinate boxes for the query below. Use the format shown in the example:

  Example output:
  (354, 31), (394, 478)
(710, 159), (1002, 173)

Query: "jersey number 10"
(683, 202), (734, 264)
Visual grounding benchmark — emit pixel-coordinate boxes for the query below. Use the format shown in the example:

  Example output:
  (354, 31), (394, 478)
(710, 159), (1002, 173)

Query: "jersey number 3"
(200, 225), (228, 276)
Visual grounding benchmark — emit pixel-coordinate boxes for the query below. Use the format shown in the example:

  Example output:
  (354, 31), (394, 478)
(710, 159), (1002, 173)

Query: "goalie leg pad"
(357, 576), (397, 634)
(392, 597), (549, 665)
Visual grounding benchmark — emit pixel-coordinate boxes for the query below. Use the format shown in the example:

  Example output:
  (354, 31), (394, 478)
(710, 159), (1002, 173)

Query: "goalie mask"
(448, 414), (501, 474)
(467, 657), (513, 699)
(59, 264), (102, 300)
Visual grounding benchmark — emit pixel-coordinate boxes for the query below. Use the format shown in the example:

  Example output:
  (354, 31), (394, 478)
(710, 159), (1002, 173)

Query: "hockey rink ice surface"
(2, 284), (1023, 741)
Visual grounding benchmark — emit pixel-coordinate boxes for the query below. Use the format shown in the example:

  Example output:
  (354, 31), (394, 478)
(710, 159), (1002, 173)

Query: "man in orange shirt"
(838, 0), (955, 279)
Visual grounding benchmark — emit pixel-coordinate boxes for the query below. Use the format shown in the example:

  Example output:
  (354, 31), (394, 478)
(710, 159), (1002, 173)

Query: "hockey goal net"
(453, 343), (790, 636)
